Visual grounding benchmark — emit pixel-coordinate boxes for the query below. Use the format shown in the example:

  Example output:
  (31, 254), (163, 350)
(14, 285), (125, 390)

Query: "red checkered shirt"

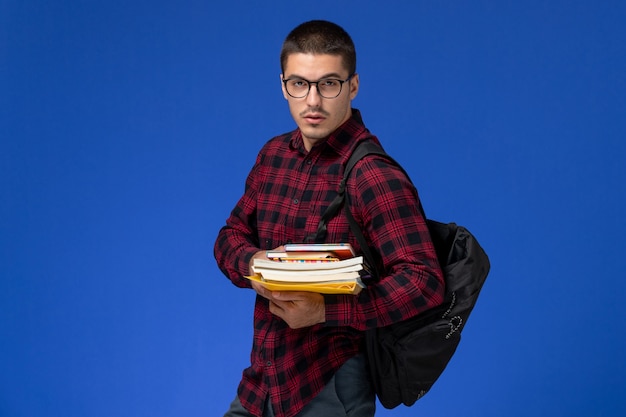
(214, 109), (444, 417)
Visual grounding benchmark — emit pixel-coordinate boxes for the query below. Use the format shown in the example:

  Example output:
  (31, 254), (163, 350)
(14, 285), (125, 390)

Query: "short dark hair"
(280, 20), (356, 75)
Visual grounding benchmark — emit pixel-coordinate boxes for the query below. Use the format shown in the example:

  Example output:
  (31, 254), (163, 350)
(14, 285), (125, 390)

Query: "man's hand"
(248, 250), (272, 276)
(250, 280), (325, 329)
(268, 291), (326, 329)
(248, 247), (325, 329)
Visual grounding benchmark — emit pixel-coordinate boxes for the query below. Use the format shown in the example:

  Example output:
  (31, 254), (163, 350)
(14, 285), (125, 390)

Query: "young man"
(214, 20), (444, 417)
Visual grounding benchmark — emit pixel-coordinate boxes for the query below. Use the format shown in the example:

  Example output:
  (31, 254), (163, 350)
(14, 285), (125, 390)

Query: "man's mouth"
(302, 112), (327, 124)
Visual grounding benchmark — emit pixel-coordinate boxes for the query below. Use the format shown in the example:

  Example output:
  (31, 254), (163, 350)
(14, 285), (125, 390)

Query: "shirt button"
(307, 160), (312, 165)
(266, 361), (272, 367)
(293, 198), (299, 204)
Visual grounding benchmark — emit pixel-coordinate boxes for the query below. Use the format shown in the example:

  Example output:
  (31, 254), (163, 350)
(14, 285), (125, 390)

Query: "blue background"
(2, 1), (625, 416)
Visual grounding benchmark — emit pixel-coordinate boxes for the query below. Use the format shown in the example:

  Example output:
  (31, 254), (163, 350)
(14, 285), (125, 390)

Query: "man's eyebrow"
(284, 72), (345, 80)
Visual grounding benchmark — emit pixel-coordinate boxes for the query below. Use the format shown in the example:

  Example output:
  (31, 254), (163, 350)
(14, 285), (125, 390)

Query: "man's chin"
(301, 126), (331, 141)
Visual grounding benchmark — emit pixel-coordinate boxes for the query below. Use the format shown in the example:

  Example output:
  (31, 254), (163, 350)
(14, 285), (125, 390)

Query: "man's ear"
(280, 74), (289, 100)
(349, 73), (359, 100)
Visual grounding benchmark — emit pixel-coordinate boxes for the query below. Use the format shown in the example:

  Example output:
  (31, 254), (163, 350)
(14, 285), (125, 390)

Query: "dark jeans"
(223, 354), (376, 417)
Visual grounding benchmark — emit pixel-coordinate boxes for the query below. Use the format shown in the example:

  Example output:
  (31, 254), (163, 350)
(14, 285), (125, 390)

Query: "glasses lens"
(285, 79), (309, 98)
(317, 79), (342, 98)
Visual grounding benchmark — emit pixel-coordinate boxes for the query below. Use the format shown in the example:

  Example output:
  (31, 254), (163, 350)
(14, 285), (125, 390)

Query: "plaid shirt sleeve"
(324, 154), (445, 330)
(213, 151), (265, 287)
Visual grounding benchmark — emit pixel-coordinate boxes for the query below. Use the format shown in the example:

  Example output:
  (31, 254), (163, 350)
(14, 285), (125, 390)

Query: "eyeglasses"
(282, 74), (355, 99)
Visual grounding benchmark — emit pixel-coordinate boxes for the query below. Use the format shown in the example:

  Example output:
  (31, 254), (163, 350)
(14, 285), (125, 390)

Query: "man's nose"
(306, 83), (322, 105)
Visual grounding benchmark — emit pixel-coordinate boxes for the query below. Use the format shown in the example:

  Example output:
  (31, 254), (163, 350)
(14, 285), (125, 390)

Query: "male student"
(214, 20), (444, 417)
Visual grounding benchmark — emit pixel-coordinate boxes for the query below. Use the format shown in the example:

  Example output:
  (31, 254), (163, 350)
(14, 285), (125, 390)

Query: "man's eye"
(290, 80), (307, 88)
(321, 79), (339, 87)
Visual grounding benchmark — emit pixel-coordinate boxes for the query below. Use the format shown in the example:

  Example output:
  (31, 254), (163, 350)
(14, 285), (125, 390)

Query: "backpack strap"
(308, 141), (396, 282)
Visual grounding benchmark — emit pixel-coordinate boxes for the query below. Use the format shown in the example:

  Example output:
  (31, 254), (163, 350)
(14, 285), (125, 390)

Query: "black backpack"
(312, 141), (491, 409)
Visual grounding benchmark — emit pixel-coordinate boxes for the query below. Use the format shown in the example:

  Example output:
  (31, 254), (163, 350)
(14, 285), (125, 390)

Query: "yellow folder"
(244, 274), (362, 295)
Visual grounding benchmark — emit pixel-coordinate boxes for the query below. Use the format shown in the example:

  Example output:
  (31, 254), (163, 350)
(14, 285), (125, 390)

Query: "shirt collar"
(289, 108), (369, 157)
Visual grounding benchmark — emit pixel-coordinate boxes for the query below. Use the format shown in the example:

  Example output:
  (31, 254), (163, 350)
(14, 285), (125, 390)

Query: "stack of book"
(245, 243), (367, 295)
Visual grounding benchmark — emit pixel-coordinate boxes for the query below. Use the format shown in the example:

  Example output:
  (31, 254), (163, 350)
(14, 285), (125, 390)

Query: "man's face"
(281, 53), (359, 150)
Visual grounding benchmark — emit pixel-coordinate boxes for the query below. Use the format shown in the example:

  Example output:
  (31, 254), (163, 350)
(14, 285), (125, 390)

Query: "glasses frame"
(282, 74), (355, 99)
